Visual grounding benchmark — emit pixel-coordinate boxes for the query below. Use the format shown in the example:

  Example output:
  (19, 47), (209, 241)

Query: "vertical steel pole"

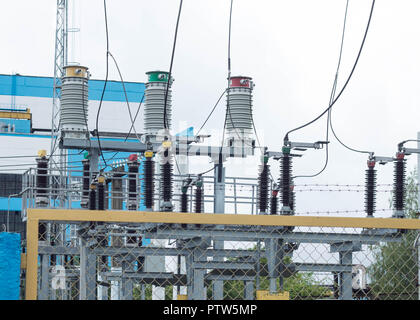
(213, 163), (225, 300)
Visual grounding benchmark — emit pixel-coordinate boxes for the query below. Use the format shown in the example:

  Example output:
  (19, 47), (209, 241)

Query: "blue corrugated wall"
(0, 232), (21, 300)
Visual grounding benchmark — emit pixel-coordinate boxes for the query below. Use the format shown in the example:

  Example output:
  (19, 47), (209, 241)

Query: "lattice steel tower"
(49, 0), (68, 207)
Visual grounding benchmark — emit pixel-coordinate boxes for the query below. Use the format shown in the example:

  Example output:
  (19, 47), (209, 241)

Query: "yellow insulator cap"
(144, 151), (154, 158)
(64, 65), (89, 78)
(98, 176), (105, 184)
(37, 150), (47, 158)
(162, 141), (172, 148)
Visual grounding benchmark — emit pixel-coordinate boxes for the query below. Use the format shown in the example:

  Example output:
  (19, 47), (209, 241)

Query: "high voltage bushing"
(60, 65), (90, 139)
(279, 146), (293, 214)
(81, 158), (90, 208)
(365, 160), (377, 217)
(127, 154), (140, 211)
(258, 155), (270, 214)
(226, 76), (255, 147)
(36, 150), (49, 241)
(393, 152), (406, 217)
(144, 71), (174, 137)
(144, 150), (155, 210)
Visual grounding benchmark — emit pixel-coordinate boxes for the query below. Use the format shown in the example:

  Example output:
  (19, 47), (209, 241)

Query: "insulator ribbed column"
(127, 155), (140, 246)
(60, 65), (89, 139)
(279, 149), (293, 213)
(181, 191), (188, 213)
(394, 152), (406, 216)
(144, 151), (155, 210)
(89, 184), (97, 211)
(258, 158), (270, 214)
(97, 176), (105, 211)
(365, 160), (377, 217)
(160, 146), (173, 212)
(270, 190), (278, 215)
(127, 156), (140, 211)
(81, 159), (90, 208)
(36, 151), (49, 241)
(289, 183), (296, 214)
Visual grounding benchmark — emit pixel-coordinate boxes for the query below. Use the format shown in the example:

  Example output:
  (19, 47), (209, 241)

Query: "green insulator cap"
(196, 181), (203, 188)
(83, 152), (90, 160)
(282, 146), (291, 154)
(263, 155), (269, 164)
(182, 186), (189, 194)
(146, 71), (170, 83)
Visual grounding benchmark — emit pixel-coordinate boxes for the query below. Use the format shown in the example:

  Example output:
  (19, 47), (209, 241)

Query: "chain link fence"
(25, 210), (420, 300)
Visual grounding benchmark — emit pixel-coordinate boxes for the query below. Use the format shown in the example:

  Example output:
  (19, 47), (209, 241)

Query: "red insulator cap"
(128, 154), (138, 162)
(290, 185), (295, 191)
(272, 190), (279, 197)
(229, 76), (253, 88)
(367, 160), (376, 168)
(396, 152), (405, 160)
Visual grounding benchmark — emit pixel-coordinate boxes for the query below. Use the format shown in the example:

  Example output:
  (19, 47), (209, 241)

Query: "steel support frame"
(26, 209), (419, 300)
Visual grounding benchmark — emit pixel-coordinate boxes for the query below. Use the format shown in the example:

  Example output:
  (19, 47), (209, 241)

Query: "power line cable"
(284, 0), (376, 145)
(163, 0), (183, 130)
(95, 0), (111, 169)
(294, 0), (350, 179)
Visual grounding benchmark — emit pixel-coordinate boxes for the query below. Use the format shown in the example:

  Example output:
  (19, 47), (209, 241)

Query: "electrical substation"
(1, 0), (420, 301)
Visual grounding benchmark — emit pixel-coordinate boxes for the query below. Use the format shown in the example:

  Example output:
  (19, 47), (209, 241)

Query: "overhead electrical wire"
(294, 0), (350, 180)
(163, 0), (183, 130)
(95, 0), (111, 169)
(283, 0), (376, 145)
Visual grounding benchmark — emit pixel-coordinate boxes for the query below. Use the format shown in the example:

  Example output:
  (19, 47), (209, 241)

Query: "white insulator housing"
(226, 76), (254, 147)
(144, 71), (173, 141)
(60, 65), (89, 139)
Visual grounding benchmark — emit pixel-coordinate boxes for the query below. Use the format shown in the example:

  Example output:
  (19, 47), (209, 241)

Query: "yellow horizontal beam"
(27, 209), (420, 230)
(0, 111), (31, 120)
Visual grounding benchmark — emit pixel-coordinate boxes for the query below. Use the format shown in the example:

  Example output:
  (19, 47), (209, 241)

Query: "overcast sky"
(1, 0), (420, 216)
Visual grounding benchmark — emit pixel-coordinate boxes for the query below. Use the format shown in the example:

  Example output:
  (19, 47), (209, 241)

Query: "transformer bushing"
(144, 71), (174, 141)
(60, 65), (90, 139)
(226, 76), (255, 147)
(365, 160), (377, 217)
(393, 152), (406, 218)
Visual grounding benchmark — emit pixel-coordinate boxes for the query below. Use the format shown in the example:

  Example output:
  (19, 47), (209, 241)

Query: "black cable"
(95, 0), (111, 169)
(108, 52), (143, 144)
(294, 0), (350, 179)
(163, 0), (183, 130)
(284, 0), (375, 144)
(196, 89), (227, 136)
